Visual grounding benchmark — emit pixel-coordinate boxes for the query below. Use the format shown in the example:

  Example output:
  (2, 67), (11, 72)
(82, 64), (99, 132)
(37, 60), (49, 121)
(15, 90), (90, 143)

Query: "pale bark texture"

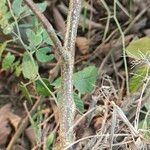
(59, 0), (82, 148)
(23, 0), (82, 149)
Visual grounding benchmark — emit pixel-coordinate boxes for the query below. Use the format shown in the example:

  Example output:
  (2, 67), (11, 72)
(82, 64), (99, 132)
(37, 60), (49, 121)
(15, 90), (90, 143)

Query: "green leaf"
(73, 66), (98, 94)
(0, 42), (7, 61)
(2, 52), (15, 70)
(15, 65), (22, 77)
(36, 1), (47, 12)
(46, 133), (55, 150)
(36, 47), (54, 62)
(12, 0), (47, 18)
(145, 102), (150, 111)
(35, 78), (52, 96)
(12, 0), (26, 17)
(22, 53), (38, 80)
(52, 66), (98, 94)
(19, 83), (32, 104)
(13, 60), (22, 77)
(129, 66), (148, 93)
(126, 37), (150, 60)
(3, 25), (13, 34)
(74, 93), (84, 113)
(42, 31), (53, 45)
(26, 29), (42, 47)
(51, 77), (61, 88)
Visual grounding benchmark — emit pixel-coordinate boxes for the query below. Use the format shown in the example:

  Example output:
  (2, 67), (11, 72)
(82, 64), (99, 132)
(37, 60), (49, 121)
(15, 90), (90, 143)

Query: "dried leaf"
(0, 104), (21, 145)
(76, 37), (89, 54)
(25, 127), (36, 146)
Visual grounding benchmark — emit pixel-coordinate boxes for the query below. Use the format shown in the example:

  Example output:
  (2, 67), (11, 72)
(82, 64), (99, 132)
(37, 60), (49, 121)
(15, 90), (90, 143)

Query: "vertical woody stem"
(59, 0), (81, 148)
(21, 0), (81, 148)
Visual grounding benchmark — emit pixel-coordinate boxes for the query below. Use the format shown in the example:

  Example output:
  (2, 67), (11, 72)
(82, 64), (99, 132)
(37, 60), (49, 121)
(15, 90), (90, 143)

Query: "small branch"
(22, 0), (82, 148)
(23, 0), (68, 61)
(64, 0), (82, 54)
(59, 0), (82, 148)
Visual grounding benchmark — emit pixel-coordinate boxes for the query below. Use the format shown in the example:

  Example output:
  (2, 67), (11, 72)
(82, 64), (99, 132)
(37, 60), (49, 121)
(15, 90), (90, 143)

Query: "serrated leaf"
(17, 2), (47, 19)
(2, 52), (15, 70)
(73, 66), (98, 94)
(52, 66), (98, 94)
(22, 53), (38, 80)
(36, 47), (54, 62)
(126, 37), (150, 60)
(19, 83), (32, 103)
(12, 0), (26, 17)
(42, 31), (53, 45)
(26, 29), (42, 47)
(35, 78), (52, 96)
(74, 93), (84, 113)
(46, 133), (55, 150)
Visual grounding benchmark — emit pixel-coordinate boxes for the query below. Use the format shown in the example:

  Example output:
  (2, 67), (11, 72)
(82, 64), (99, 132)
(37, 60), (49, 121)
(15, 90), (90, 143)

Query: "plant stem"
(23, 0), (81, 148)
(113, 0), (129, 95)
(23, 0), (69, 61)
(59, 0), (81, 148)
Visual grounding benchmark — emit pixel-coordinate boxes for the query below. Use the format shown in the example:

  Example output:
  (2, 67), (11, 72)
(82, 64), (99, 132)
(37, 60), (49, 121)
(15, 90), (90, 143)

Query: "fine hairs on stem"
(23, 0), (81, 148)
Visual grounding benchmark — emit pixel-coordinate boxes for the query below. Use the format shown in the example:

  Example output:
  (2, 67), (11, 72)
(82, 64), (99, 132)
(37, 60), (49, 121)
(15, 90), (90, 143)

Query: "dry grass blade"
(111, 101), (139, 137)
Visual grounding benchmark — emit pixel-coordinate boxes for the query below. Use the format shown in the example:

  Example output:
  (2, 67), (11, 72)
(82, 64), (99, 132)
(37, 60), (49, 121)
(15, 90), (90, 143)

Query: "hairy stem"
(23, 0), (68, 61)
(23, 0), (81, 148)
(59, 0), (81, 148)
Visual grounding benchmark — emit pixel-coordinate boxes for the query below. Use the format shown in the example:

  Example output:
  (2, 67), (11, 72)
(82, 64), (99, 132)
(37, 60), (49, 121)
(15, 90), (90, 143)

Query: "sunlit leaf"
(129, 66), (148, 93)
(12, 0), (26, 17)
(46, 133), (55, 150)
(0, 42), (7, 61)
(126, 37), (150, 60)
